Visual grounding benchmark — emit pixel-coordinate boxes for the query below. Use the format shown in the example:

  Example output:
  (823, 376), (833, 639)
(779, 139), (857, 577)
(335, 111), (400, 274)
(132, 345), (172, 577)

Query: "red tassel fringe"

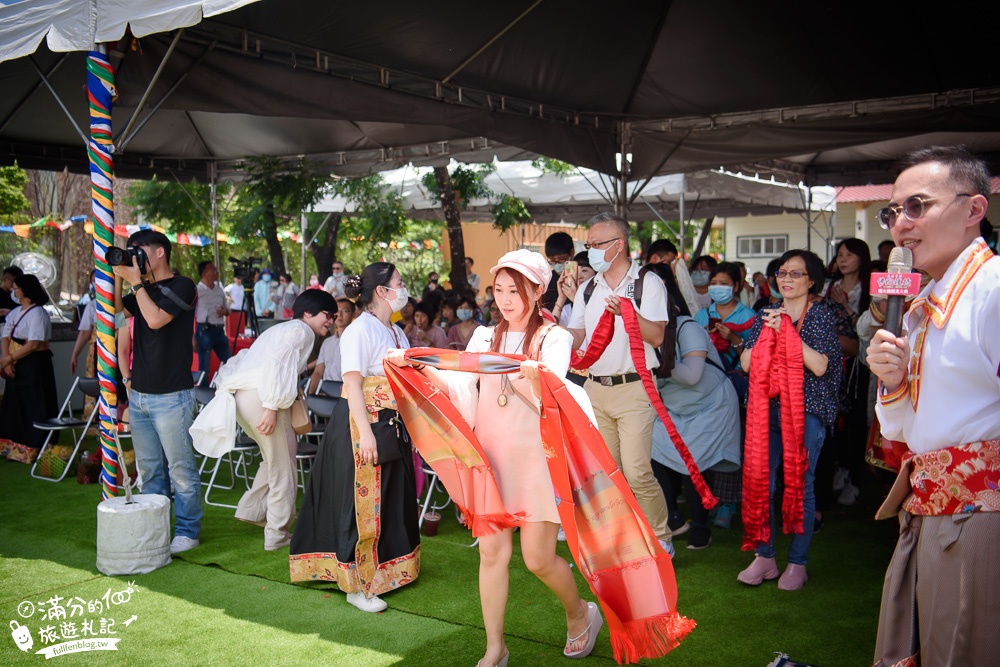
(609, 612), (697, 665)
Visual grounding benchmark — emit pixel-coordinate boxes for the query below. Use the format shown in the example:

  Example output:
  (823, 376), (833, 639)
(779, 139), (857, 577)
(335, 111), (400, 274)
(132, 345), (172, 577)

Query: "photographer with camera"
(196, 261), (231, 386)
(113, 230), (202, 555)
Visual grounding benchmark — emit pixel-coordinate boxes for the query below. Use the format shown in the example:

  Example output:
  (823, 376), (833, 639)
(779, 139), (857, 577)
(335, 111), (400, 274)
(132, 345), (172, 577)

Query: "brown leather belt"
(589, 372), (641, 387)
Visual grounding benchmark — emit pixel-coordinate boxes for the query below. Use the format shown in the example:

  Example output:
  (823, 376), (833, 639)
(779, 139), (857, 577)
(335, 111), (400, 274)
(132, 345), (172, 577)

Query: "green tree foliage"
(0, 164), (31, 217)
(330, 174), (406, 245)
(530, 156), (576, 176)
(238, 156), (332, 275)
(492, 193), (530, 230)
(420, 162), (529, 232)
(128, 177), (230, 235)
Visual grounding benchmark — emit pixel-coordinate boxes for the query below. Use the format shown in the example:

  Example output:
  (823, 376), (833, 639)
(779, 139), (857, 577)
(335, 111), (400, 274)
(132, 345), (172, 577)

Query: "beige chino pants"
(584, 378), (671, 542)
(233, 389), (298, 550)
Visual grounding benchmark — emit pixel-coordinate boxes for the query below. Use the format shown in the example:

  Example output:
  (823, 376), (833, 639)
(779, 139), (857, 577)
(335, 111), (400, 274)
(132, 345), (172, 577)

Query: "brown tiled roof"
(836, 177), (1000, 204)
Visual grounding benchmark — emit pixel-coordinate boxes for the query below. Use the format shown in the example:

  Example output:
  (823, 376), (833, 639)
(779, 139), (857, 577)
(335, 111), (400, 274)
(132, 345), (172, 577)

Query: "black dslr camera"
(106, 246), (148, 274)
(229, 256), (261, 286)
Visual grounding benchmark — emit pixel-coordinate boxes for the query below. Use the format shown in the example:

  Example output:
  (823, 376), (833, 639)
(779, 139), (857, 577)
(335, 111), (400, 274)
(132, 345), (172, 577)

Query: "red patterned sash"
(902, 440), (1000, 515)
(742, 316), (807, 549)
(385, 348), (696, 663)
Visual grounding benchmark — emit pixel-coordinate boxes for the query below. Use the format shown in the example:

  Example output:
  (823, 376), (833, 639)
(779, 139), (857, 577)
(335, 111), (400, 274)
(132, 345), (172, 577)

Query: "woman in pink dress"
(388, 250), (601, 666)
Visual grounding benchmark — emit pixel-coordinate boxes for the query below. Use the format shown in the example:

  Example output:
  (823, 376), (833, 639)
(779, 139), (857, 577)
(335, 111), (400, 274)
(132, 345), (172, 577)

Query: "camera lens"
(106, 247), (126, 266)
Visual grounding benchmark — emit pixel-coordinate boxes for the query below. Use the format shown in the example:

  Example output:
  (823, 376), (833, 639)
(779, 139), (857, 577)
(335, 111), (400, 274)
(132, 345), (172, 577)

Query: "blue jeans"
(129, 388), (201, 540)
(196, 324), (231, 385)
(755, 405), (825, 565)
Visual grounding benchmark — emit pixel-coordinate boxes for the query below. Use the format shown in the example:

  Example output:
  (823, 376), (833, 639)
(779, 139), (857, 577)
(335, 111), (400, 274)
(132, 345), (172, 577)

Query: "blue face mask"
(708, 285), (734, 305)
(456, 308), (474, 321)
(770, 282), (783, 300)
(262, 274), (272, 283)
(588, 242), (620, 274)
(690, 270), (710, 287)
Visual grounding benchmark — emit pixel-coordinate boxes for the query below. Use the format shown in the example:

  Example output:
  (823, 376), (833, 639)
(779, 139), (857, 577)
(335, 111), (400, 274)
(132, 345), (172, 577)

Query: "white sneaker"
(659, 539), (675, 559)
(169, 536), (200, 554)
(346, 591), (387, 613)
(557, 527), (566, 542)
(832, 467), (850, 491)
(838, 482), (860, 506)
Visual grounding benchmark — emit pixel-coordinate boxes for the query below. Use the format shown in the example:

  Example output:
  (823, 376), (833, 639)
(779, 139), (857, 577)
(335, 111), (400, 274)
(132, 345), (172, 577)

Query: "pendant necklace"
(497, 331), (518, 407)
(370, 310), (400, 348)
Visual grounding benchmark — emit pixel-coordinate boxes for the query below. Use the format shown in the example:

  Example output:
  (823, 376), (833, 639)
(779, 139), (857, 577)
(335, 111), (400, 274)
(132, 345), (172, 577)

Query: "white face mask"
(383, 286), (409, 313)
(588, 242), (621, 274)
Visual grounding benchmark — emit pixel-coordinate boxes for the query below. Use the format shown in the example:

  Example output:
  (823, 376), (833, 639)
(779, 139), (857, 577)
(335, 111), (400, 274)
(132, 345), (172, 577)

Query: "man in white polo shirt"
(195, 260), (231, 386)
(564, 212), (673, 551)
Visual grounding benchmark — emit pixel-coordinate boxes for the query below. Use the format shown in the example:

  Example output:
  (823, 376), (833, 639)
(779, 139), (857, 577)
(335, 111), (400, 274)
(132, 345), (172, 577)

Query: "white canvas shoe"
(169, 536), (200, 554)
(346, 591), (387, 613)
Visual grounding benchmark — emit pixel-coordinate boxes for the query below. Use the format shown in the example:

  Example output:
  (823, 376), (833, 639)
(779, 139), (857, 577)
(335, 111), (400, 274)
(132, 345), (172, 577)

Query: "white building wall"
(720, 210), (853, 275)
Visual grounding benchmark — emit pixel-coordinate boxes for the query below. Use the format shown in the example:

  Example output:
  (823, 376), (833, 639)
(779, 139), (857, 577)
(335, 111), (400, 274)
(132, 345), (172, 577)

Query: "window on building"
(737, 235), (787, 258)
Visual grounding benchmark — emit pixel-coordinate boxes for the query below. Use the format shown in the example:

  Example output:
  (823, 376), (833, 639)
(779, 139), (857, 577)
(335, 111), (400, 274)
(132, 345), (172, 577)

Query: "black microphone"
(883, 247), (913, 337)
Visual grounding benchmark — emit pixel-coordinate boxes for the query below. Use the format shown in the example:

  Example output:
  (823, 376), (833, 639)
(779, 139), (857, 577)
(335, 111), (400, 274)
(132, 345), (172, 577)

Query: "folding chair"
(295, 393), (338, 489)
(203, 435), (259, 508)
(30, 377), (101, 482)
(319, 380), (343, 398)
(418, 467), (454, 530)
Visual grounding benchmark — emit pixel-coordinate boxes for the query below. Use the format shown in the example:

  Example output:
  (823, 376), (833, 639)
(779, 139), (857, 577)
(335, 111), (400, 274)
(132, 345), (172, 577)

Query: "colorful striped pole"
(88, 49), (119, 499)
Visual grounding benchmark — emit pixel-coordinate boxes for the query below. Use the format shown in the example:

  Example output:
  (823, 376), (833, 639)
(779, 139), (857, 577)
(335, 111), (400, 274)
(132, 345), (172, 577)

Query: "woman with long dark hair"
(290, 263), (420, 613)
(826, 238), (872, 324)
(818, 238), (873, 509)
(387, 250), (598, 665)
(0, 274), (58, 463)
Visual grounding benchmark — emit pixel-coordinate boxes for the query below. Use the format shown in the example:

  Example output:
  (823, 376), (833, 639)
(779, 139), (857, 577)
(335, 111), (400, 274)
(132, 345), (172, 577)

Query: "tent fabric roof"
(316, 161), (835, 223)
(1, 1), (999, 185)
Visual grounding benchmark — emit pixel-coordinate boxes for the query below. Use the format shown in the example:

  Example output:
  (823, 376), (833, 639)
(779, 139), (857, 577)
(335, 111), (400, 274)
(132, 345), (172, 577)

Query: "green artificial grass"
(1, 452), (899, 666)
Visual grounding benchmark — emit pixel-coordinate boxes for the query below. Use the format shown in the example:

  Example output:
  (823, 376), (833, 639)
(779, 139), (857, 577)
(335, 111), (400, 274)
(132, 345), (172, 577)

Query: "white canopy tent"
(316, 160), (836, 251)
(0, 0), (261, 61)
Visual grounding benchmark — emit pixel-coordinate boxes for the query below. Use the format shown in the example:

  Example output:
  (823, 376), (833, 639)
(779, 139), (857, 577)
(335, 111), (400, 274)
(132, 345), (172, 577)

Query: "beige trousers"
(874, 510), (1000, 667)
(233, 389), (298, 550)
(584, 378), (671, 542)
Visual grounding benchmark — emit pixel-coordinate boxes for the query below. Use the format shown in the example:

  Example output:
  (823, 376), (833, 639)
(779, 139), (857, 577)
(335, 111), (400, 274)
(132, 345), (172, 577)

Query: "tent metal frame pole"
(0, 53), (69, 135)
(679, 192), (685, 256)
(114, 29), (184, 145)
(308, 211), (335, 247)
(300, 211), (307, 287)
(117, 40), (217, 152)
(441, 0), (544, 84)
(210, 162), (220, 271)
(28, 56), (88, 146)
(617, 121), (631, 220)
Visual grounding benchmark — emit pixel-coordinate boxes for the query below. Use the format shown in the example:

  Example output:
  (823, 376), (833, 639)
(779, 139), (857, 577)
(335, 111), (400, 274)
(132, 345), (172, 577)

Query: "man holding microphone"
(868, 146), (999, 667)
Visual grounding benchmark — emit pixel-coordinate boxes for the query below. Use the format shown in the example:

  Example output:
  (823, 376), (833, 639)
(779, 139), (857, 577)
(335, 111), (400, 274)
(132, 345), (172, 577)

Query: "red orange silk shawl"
(384, 349), (695, 664)
(569, 299), (717, 509)
(742, 315), (807, 550)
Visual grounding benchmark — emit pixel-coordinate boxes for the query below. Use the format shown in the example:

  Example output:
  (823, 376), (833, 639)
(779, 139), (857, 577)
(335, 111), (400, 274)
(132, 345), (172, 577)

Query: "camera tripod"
(230, 284), (259, 354)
